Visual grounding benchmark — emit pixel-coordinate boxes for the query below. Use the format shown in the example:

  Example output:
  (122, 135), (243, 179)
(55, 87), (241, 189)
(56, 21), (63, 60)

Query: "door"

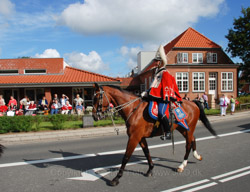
(209, 72), (217, 99)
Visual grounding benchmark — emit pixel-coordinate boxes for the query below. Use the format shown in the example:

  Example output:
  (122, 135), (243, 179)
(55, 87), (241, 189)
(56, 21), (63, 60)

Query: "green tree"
(225, 7), (250, 80)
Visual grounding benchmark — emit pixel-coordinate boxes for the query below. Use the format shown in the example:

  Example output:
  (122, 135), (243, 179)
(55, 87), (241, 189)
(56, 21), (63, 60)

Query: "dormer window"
(177, 53), (188, 63)
(192, 53), (203, 63)
(207, 52), (217, 63)
(24, 69), (46, 74)
(0, 69), (18, 75)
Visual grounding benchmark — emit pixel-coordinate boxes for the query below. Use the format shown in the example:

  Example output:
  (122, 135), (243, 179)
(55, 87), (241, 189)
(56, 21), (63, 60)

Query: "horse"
(92, 83), (217, 186)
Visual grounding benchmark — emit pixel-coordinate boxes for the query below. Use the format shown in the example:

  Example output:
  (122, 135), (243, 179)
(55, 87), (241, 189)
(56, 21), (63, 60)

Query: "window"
(192, 53), (203, 63)
(0, 70), (18, 75)
(193, 72), (205, 92)
(176, 72), (189, 92)
(177, 53), (188, 63)
(221, 72), (233, 91)
(207, 53), (217, 63)
(24, 69), (46, 74)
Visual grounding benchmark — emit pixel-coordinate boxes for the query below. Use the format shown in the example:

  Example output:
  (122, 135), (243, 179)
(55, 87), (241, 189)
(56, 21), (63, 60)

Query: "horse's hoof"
(109, 180), (119, 186)
(145, 171), (153, 177)
(177, 168), (184, 173)
(199, 156), (203, 161)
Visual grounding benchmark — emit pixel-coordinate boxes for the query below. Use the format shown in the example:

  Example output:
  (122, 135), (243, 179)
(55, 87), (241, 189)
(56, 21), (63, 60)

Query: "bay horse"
(92, 83), (217, 186)
(0, 144), (4, 158)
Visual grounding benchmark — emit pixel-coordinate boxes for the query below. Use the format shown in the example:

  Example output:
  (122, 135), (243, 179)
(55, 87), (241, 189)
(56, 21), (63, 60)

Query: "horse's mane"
(104, 85), (138, 97)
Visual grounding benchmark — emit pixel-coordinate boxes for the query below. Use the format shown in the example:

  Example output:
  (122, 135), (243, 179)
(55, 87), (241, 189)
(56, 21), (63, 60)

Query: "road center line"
(0, 129), (249, 168)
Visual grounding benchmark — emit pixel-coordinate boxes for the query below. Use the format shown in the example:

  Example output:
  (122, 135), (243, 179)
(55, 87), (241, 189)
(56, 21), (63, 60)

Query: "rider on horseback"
(143, 45), (182, 140)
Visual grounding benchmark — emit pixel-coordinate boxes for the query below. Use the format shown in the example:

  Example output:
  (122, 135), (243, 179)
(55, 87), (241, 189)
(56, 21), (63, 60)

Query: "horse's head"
(92, 83), (111, 121)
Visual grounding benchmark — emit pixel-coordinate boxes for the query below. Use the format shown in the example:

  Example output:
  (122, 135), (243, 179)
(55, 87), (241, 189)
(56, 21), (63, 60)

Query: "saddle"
(148, 101), (189, 130)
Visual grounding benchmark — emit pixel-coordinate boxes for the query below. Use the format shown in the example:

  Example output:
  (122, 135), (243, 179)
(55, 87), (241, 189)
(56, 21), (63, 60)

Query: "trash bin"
(83, 115), (94, 128)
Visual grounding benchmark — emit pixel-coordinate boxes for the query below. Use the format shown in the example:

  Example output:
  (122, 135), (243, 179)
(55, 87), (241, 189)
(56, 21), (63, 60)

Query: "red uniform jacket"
(149, 68), (182, 102)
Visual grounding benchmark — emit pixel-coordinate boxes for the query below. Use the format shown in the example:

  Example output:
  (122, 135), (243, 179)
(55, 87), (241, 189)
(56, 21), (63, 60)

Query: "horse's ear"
(94, 82), (100, 91)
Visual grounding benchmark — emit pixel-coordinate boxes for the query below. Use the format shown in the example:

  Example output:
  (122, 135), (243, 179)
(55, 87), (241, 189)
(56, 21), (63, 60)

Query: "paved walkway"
(1, 111), (249, 145)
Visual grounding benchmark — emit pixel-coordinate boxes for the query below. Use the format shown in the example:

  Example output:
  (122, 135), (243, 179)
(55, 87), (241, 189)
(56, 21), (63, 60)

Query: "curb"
(0, 111), (249, 145)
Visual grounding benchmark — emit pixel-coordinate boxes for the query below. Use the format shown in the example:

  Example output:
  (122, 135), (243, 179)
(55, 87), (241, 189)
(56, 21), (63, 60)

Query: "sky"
(0, 0), (249, 77)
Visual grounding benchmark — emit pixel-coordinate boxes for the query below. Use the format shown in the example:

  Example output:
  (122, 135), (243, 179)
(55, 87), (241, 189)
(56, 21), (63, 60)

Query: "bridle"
(92, 86), (142, 135)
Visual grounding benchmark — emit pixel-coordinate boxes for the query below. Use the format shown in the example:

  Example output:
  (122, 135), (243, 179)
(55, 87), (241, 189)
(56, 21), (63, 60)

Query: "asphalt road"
(0, 115), (250, 192)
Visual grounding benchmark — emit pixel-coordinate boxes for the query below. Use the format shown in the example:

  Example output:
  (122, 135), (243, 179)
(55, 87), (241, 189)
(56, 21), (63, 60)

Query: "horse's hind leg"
(139, 138), (154, 177)
(109, 135), (140, 186)
(177, 129), (192, 173)
(192, 136), (202, 161)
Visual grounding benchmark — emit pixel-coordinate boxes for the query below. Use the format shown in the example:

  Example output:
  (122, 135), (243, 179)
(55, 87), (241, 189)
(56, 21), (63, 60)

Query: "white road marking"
(182, 182), (218, 192)
(211, 165), (250, 180)
(161, 179), (210, 192)
(0, 129), (249, 169)
(68, 158), (159, 181)
(219, 170), (250, 183)
(163, 165), (250, 192)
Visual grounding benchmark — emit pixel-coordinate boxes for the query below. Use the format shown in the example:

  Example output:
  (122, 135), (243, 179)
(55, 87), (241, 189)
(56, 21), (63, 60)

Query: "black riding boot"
(160, 116), (171, 140)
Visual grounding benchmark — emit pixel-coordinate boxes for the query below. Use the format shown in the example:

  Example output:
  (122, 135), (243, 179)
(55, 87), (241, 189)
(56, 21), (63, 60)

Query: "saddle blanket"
(149, 101), (189, 130)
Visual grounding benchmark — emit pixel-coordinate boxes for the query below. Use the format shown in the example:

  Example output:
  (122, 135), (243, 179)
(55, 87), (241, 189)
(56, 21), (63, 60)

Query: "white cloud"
(65, 51), (107, 73)
(34, 49), (61, 58)
(57, 0), (225, 43)
(0, 0), (15, 17)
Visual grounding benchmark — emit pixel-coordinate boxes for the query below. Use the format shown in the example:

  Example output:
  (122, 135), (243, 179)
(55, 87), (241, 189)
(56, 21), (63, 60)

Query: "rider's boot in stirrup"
(160, 116), (171, 140)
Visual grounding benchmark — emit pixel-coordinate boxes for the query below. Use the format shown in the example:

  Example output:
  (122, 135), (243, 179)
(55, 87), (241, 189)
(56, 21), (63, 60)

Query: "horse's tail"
(193, 100), (217, 136)
(0, 144), (5, 157)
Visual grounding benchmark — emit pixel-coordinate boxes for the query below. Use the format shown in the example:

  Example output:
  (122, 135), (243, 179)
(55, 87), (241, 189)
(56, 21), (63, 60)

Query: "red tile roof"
(0, 66), (120, 86)
(164, 27), (221, 53)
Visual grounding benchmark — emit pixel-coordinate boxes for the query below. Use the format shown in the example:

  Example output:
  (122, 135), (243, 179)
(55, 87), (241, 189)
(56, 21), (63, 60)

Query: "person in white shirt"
(219, 94), (230, 116)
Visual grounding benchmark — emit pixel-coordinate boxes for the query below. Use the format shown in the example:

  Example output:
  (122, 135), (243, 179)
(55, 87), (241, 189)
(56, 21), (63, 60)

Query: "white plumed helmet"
(154, 45), (167, 67)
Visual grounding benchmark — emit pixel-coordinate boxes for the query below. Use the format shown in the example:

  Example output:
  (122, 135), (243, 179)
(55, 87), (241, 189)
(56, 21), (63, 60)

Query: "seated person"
(61, 101), (72, 115)
(25, 101), (37, 116)
(74, 94), (84, 115)
(38, 96), (48, 110)
(50, 100), (61, 115)
(20, 96), (29, 113)
(8, 96), (17, 108)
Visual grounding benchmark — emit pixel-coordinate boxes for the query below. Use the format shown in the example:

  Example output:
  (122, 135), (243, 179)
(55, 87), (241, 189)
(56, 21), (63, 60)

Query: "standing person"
(8, 96), (17, 108)
(20, 95), (29, 113)
(74, 94), (84, 115)
(183, 94), (190, 101)
(202, 92), (209, 110)
(195, 94), (204, 108)
(219, 94), (229, 116)
(230, 95), (235, 115)
(53, 94), (59, 103)
(0, 95), (7, 114)
(60, 94), (69, 106)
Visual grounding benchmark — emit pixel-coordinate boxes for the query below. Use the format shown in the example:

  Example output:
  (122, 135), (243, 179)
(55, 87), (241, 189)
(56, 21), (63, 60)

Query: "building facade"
(128, 28), (239, 108)
(0, 58), (120, 108)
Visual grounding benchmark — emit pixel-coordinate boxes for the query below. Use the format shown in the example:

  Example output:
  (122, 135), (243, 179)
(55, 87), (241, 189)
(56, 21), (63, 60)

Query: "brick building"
(126, 27), (239, 108)
(0, 58), (120, 108)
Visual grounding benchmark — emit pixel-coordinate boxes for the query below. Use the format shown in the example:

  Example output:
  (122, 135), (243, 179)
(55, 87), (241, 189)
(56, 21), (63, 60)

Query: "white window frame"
(24, 69), (46, 74)
(192, 72), (205, 92)
(177, 53), (188, 63)
(221, 72), (233, 91)
(207, 52), (217, 63)
(192, 53), (203, 63)
(176, 72), (189, 92)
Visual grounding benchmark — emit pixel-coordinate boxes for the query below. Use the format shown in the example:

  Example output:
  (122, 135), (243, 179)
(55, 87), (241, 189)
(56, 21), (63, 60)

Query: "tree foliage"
(225, 7), (250, 80)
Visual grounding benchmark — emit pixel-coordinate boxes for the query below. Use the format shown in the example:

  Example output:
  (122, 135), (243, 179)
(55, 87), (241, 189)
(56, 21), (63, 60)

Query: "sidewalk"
(1, 111), (249, 145)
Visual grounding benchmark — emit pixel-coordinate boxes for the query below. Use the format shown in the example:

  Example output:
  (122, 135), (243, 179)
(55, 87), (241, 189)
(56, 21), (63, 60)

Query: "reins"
(93, 88), (141, 135)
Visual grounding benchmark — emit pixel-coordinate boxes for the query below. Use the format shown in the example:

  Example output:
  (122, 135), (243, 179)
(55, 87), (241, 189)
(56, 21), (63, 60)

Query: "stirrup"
(160, 132), (171, 140)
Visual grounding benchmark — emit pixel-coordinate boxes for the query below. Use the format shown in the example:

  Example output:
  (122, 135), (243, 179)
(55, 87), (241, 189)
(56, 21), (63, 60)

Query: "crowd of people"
(0, 93), (85, 116)
(182, 92), (237, 116)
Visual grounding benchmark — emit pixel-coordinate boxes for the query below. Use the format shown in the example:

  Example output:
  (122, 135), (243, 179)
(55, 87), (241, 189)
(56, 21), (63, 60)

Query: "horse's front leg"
(109, 135), (140, 186)
(139, 137), (154, 177)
